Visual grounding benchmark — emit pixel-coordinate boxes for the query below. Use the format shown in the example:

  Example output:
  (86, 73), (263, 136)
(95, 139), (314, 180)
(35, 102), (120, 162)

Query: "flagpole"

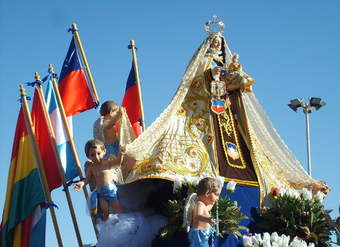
(129, 40), (146, 131)
(19, 85), (64, 247)
(70, 23), (99, 104)
(49, 64), (99, 237)
(34, 72), (83, 247)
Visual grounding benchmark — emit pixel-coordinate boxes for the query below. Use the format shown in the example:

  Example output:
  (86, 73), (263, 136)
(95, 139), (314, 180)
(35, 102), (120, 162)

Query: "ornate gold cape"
(123, 33), (314, 200)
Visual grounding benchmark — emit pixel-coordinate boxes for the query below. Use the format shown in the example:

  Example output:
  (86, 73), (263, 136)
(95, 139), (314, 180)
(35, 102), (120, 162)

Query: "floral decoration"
(243, 232), (316, 247)
(256, 187), (332, 246)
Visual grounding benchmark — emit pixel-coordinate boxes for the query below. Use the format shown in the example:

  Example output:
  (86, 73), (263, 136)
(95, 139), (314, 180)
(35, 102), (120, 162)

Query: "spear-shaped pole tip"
(34, 72), (41, 81)
(71, 23), (78, 31)
(19, 84), (26, 96)
(49, 64), (55, 73)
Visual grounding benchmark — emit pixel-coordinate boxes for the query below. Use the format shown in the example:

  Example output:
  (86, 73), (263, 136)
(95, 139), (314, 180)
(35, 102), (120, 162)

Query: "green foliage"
(159, 197), (186, 238)
(257, 192), (332, 247)
(212, 197), (248, 237)
(324, 207), (340, 246)
(158, 184), (191, 238)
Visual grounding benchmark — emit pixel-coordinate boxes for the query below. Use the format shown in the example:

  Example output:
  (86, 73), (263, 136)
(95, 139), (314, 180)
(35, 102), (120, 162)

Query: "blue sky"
(1, 1), (339, 246)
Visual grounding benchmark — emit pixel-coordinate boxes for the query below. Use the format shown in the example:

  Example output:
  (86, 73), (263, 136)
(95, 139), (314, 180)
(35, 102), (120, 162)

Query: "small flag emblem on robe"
(226, 142), (240, 160)
(211, 98), (226, 114)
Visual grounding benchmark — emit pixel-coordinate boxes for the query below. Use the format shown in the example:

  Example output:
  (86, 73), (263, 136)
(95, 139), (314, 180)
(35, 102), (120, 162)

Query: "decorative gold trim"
(135, 141), (209, 177)
(218, 110), (247, 169)
(220, 111), (233, 137)
(204, 57), (221, 177)
(123, 175), (176, 185)
(207, 116), (219, 177)
(237, 94), (265, 204)
(204, 56), (214, 71)
(124, 176), (259, 187)
(224, 177), (259, 187)
(166, 142), (209, 176)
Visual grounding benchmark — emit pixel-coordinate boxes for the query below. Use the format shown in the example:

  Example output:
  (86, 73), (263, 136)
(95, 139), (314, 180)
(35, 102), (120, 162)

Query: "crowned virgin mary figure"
(123, 17), (315, 246)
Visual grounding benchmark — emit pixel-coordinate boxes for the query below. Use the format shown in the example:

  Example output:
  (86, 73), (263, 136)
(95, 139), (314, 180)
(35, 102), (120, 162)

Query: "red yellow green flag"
(0, 107), (45, 247)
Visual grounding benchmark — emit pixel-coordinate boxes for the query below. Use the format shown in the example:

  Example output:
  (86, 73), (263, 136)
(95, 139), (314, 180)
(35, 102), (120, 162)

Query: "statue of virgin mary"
(122, 17), (315, 239)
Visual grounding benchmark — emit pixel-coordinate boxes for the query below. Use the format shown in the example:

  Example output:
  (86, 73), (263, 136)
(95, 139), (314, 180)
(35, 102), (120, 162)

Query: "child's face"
(205, 187), (222, 205)
(88, 145), (105, 164)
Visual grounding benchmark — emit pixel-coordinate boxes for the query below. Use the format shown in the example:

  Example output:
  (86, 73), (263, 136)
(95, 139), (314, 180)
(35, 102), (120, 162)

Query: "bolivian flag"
(0, 107), (46, 247)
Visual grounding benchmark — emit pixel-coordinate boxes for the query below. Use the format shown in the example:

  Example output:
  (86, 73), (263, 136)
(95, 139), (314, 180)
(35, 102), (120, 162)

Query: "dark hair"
(99, 101), (118, 116)
(84, 139), (105, 158)
(220, 36), (227, 64)
(197, 177), (221, 196)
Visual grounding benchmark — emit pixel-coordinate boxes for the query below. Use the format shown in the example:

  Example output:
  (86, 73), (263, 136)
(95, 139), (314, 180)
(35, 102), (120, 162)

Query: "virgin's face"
(210, 36), (222, 51)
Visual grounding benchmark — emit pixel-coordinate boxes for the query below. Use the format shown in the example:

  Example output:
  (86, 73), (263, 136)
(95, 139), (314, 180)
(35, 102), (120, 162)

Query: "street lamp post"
(288, 97), (326, 176)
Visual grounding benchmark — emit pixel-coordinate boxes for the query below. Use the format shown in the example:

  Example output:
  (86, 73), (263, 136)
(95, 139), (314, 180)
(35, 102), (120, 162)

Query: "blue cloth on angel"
(189, 227), (213, 247)
(89, 182), (119, 210)
(98, 182), (119, 201)
(104, 141), (119, 159)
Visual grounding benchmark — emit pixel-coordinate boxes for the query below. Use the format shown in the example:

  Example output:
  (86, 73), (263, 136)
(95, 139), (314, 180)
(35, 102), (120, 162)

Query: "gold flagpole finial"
(71, 23), (78, 32)
(19, 84), (26, 96)
(49, 64), (55, 73)
(129, 39), (146, 131)
(34, 72), (41, 81)
(69, 23), (99, 103)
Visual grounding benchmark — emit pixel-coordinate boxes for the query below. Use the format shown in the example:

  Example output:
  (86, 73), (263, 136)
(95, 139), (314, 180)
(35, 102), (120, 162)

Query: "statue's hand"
(113, 107), (122, 123)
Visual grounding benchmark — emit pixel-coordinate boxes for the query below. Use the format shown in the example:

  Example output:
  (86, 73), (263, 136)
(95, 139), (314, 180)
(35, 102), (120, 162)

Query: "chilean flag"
(122, 64), (142, 136)
(58, 37), (97, 117)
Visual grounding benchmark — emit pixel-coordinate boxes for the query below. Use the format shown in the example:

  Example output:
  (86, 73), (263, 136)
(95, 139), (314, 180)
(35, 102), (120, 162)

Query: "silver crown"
(204, 15), (224, 34)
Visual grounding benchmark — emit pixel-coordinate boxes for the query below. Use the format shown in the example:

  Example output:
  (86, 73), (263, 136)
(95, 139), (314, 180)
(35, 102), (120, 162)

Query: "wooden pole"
(34, 72), (83, 247)
(19, 85), (64, 247)
(129, 40), (146, 131)
(48, 64), (98, 236)
(70, 23), (99, 104)
(208, 113), (220, 236)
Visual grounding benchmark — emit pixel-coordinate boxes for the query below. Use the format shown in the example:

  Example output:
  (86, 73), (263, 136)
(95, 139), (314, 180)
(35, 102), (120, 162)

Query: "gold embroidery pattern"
(182, 75), (213, 148)
(204, 56), (223, 71)
(133, 141), (209, 177)
(217, 108), (247, 169)
(184, 95), (209, 116)
(186, 118), (208, 138)
(220, 111), (233, 137)
(177, 107), (186, 116)
(224, 177), (259, 187)
(191, 76), (203, 89)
